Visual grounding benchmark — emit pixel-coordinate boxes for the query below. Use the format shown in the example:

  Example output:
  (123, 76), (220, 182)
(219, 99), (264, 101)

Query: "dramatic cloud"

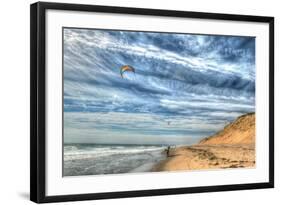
(63, 28), (255, 145)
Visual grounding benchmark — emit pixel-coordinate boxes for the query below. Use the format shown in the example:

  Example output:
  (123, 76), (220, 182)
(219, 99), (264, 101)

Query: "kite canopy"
(120, 65), (135, 78)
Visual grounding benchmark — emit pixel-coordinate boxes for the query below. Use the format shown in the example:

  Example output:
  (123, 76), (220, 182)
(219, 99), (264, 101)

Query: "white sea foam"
(64, 144), (165, 161)
(63, 144), (167, 176)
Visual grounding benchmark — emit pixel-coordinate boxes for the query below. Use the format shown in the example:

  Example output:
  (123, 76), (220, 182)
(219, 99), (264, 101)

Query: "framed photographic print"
(30, 2), (274, 203)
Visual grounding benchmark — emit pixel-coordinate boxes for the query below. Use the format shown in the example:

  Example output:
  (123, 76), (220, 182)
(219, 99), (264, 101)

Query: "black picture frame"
(30, 1), (274, 203)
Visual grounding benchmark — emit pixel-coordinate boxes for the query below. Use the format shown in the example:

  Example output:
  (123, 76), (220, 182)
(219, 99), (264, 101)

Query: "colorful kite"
(120, 65), (135, 78)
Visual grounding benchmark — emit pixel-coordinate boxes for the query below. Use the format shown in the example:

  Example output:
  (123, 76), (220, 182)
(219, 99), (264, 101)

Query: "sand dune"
(152, 113), (256, 172)
(199, 112), (255, 145)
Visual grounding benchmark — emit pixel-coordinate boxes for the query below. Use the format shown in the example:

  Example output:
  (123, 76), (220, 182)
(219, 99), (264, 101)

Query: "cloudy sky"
(63, 28), (255, 145)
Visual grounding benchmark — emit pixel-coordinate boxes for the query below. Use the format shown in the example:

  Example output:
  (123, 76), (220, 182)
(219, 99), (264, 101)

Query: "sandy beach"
(152, 144), (255, 171)
(152, 113), (256, 172)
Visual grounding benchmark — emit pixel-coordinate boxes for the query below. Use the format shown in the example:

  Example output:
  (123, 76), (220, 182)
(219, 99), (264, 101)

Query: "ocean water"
(64, 144), (167, 176)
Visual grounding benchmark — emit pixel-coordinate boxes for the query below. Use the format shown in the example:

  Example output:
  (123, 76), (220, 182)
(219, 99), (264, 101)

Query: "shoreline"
(151, 144), (255, 172)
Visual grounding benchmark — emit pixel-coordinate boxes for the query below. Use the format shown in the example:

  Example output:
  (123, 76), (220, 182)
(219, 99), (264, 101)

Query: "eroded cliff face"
(199, 113), (255, 145)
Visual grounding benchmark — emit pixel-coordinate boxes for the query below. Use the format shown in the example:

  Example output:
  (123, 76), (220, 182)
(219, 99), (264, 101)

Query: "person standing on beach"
(166, 146), (171, 157)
